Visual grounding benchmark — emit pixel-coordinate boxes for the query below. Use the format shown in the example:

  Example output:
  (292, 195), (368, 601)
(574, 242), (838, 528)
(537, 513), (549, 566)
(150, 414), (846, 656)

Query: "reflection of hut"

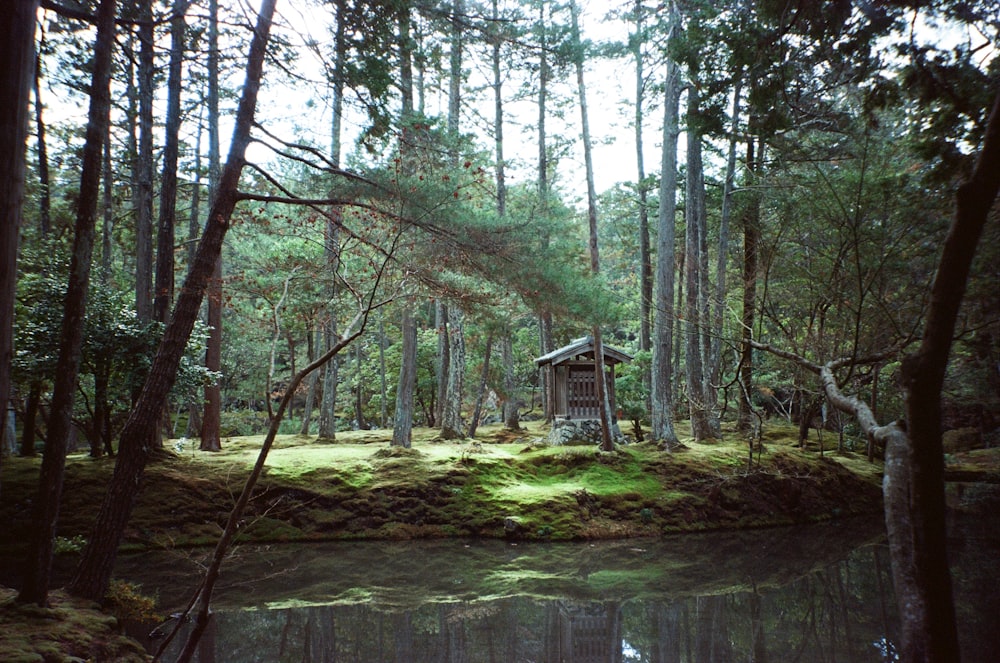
(534, 336), (632, 420)
(547, 601), (623, 663)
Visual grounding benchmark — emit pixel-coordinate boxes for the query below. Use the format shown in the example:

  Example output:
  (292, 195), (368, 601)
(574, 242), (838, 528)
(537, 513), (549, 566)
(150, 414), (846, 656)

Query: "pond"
(119, 507), (1000, 662)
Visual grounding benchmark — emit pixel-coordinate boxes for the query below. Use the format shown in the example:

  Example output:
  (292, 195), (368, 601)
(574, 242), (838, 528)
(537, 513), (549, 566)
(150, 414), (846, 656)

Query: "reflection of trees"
(143, 545), (907, 661)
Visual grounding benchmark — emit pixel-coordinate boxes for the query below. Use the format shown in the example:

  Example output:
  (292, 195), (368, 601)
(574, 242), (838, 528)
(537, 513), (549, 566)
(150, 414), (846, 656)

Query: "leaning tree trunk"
(68, 0), (277, 603)
(751, 89), (999, 660)
(17, 0), (116, 607)
(169, 317), (368, 662)
(890, 89), (1000, 663)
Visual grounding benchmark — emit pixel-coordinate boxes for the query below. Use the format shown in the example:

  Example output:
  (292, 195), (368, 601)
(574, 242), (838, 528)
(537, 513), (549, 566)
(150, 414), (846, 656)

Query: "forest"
(0, 0), (998, 661)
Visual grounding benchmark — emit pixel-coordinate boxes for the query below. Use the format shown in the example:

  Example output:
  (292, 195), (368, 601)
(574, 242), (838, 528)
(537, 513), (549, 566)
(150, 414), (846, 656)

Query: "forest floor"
(5, 418), (998, 661)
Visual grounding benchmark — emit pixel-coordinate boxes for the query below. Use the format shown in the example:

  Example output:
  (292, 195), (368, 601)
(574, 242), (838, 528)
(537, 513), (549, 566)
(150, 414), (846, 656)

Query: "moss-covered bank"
(1, 420), (885, 555)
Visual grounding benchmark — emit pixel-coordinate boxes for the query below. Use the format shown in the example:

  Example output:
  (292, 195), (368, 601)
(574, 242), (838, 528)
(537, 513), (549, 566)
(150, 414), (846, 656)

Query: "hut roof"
(534, 335), (633, 367)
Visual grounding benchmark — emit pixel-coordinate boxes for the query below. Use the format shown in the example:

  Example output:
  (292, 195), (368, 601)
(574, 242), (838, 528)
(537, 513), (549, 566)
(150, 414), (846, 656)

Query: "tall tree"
(683, 82), (720, 441)
(69, 0), (277, 601)
(649, 6), (681, 449)
(439, 0), (466, 440)
(317, 0), (348, 440)
(134, 0), (155, 324)
(153, 0), (188, 323)
(533, 0), (555, 421)
(631, 0), (652, 357)
(391, 2), (417, 448)
(0, 0), (39, 467)
(18, 0), (117, 606)
(569, 0), (612, 450)
(200, 0), (223, 451)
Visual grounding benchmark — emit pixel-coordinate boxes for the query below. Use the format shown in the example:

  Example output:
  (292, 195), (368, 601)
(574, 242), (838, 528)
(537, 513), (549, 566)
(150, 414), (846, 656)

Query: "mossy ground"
(1, 418), (970, 662)
(1, 419), (885, 555)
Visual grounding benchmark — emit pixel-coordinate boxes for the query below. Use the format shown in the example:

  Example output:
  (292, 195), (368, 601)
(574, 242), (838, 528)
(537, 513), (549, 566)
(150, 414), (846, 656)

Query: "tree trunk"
(171, 314), (368, 662)
(711, 79), (741, 404)
(300, 329), (320, 434)
(200, 0), (223, 452)
(0, 0), (37, 485)
(68, 0), (276, 602)
(318, 0), (347, 439)
(434, 301), (448, 428)
(440, 307), (465, 439)
(101, 126), (113, 281)
(737, 136), (761, 433)
(467, 330), (493, 439)
(890, 89), (1000, 663)
(632, 0), (651, 357)
(33, 50), (51, 236)
(18, 0), (116, 607)
(570, 0), (612, 450)
(153, 0), (187, 324)
(684, 83), (719, 441)
(650, 19), (681, 448)
(135, 0), (154, 324)
(535, 1), (555, 423)
(501, 333), (519, 430)
(392, 304), (417, 448)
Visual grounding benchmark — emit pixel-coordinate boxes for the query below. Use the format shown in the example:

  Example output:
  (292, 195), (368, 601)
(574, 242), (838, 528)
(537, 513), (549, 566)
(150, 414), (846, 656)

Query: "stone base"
(547, 418), (623, 446)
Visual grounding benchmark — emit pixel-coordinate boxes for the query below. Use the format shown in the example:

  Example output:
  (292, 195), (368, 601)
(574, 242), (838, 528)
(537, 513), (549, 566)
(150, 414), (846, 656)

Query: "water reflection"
(124, 518), (918, 662)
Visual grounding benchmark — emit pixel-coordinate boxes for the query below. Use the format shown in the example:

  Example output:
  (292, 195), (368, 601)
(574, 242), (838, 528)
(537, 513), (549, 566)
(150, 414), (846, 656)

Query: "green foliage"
(104, 580), (160, 623)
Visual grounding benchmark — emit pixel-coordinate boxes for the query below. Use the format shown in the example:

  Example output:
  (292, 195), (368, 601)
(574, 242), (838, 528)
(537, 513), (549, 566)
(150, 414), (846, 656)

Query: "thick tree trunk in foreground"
(69, 0), (277, 602)
(18, 0), (115, 607)
(890, 90), (1000, 663)
(752, 87), (999, 660)
(0, 0), (40, 494)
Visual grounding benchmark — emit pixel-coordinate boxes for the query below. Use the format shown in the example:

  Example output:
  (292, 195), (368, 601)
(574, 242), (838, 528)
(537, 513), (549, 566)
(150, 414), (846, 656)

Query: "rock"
(546, 418), (623, 446)
(942, 427), (983, 453)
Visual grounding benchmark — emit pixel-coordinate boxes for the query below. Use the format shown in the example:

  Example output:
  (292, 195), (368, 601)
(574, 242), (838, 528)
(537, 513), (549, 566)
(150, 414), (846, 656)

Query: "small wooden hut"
(534, 336), (632, 420)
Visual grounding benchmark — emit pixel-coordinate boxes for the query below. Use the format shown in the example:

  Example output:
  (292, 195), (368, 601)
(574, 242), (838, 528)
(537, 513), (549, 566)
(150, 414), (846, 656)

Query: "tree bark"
(18, 0), (116, 607)
(737, 136), (761, 433)
(153, 0), (188, 323)
(534, 1), (555, 422)
(171, 314), (368, 662)
(318, 0), (347, 439)
(440, 306), (465, 439)
(68, 0), (276, 602)
(570, 0), (613, 450)
(633, 0), (651, 357)
(467, 330), (493, 439)
(33, 50), (51, 236)
(501, 333), (519, 430)
(200, 0), (223, 452)
(684, 83), (719, 441)
(650, 19), (681, 448)
(0, 0), (38, 485)
(891, 89), (1000, 663)
(135, 0), (155, 324)
(392, 304), (417, 448)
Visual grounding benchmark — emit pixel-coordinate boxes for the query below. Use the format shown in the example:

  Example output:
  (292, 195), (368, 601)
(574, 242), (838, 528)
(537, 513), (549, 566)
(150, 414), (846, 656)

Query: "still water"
(118, 509), (999, 663)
